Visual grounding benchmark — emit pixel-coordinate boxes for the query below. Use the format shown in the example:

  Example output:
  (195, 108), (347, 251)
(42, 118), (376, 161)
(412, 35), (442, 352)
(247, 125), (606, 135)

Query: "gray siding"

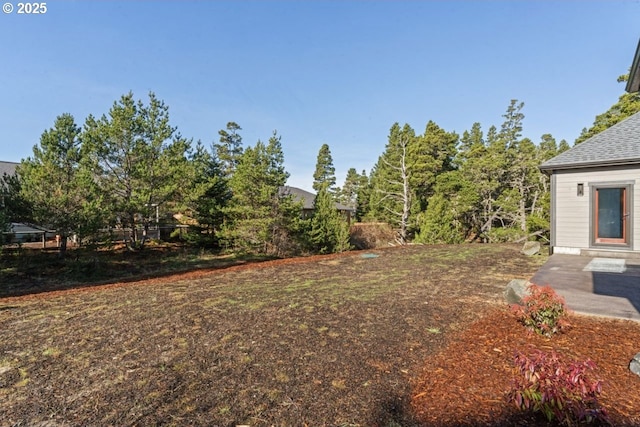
(553, 166), (640, 253)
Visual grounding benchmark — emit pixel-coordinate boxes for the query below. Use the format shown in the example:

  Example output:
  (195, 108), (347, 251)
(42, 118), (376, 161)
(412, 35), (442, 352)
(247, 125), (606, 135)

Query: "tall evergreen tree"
(368, 123), (414, 244)
(183, 141), (231, 246)
(19, 114), (101, 255)
(309, 184), (351, 254)
(355, 169), (371, 222)
(453, 118), (513, 242)
(312, 143), (337, 194)
(223, 131), (302, 255)
(338, 167), (363, 210)
(457, 122), (484, 162)
(499, 99), (525, 149)
(215, 121), (243, 177)
(409, 120), (458, 212)
(83, 92), (191, 249)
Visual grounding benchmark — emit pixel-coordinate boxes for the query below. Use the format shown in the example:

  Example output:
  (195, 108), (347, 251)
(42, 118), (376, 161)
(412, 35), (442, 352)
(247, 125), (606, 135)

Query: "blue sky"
(1, 1), (638, 191)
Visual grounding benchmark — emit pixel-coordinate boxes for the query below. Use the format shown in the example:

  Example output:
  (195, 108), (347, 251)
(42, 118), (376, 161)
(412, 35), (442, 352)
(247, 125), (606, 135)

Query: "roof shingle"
(539, 111), (640, 172)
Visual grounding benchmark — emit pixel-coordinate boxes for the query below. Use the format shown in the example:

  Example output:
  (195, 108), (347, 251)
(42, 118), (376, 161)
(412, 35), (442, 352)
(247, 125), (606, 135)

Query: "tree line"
(0, 92), (352, 257)
(1, 75), (638, 257)
(353, 74), (639, 244)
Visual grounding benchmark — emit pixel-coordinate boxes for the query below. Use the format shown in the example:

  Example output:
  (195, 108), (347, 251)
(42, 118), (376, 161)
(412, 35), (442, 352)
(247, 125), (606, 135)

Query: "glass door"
(594, 187), (628, 245)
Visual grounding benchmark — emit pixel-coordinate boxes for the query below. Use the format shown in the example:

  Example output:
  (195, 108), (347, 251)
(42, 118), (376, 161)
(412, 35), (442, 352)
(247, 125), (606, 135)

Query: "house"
(279, 186), (355, 223)
(0, 160), (18, 212)
(0, 161), (50, 245)
(0, 161), (18, 178)
(539, 111), (640, 256)
(539, 39), (640, 257)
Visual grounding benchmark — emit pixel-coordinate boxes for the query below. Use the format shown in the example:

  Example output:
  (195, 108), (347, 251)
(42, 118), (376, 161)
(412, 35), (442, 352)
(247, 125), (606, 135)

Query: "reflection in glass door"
(595, 187), (628, 244)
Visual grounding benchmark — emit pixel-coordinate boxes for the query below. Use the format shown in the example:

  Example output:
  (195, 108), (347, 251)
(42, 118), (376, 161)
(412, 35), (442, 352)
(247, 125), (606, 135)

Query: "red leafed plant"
(509, 349), (610, 425)
(512, 284), (569, 337)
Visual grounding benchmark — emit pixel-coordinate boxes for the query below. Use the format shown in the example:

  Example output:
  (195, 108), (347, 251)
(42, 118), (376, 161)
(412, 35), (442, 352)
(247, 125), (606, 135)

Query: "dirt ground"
(1, 244), (639, 426)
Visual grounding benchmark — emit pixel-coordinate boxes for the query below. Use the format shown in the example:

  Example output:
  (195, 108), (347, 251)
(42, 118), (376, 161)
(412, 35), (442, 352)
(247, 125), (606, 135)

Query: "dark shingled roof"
(539, 111), (640, 172)
(279, 186), (355, 212)
(0, 161), (18, 177)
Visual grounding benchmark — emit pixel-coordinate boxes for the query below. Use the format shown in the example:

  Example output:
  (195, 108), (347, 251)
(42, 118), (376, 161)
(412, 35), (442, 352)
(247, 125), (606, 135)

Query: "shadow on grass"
(0, 244), (276, 299)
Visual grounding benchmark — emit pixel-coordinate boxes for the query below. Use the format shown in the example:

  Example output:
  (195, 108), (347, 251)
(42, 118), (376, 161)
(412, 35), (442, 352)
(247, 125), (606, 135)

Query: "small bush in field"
(512, 284), (568, 336)
(509, 350), (610, 425)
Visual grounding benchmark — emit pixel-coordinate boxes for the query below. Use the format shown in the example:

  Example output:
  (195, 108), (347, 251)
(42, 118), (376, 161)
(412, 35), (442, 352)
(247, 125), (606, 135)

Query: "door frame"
(590, 181), (633, 249)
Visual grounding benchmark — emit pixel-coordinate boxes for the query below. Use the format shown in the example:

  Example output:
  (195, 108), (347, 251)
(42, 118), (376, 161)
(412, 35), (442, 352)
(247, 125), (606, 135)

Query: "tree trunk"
(59, 234), (68, 259)
(399, 141), (410, 245)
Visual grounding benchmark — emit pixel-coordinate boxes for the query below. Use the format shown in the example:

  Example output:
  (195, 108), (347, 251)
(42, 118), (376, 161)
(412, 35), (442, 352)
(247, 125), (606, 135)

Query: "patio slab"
(530, 254), (640, 321)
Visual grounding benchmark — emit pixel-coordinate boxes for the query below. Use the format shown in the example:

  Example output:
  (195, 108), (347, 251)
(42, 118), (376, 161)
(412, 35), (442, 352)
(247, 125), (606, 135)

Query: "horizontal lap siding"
(555, 171), (590, 249)
(554, 166), (640, 251)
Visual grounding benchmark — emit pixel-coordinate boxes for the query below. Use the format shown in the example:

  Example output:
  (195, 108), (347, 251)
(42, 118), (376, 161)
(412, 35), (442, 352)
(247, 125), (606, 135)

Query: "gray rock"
(522, 241), (541, 256)
(630, 352), (640, 377)
(504, 279), (531, 305)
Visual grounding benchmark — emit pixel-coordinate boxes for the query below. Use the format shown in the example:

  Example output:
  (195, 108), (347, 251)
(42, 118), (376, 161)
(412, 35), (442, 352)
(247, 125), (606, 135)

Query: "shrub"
(509, 349), (610, 425)
(512, 284), (568, 337)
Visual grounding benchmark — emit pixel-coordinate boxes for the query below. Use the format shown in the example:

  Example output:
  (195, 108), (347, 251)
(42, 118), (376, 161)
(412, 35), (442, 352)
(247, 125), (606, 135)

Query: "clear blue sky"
(1, 1), (638, 191)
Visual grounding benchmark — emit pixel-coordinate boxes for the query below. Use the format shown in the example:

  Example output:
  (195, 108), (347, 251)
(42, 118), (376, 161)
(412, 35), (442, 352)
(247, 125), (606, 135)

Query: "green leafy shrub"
(486, 226), (526, 243)
(512, 283), (568, 336)
(509, 349), (610, 425)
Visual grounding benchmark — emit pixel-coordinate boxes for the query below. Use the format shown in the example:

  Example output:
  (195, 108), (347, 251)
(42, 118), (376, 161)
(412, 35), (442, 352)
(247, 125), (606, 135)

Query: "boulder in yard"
(630, 352), (640, 377)
(522, 241), (541, 256)
(504, 279), (531, 305)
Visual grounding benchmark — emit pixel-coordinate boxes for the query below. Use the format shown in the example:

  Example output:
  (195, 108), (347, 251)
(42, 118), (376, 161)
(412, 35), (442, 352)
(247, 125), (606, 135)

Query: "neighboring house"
(6, 222), (48, 244)
(0, 161), (49, 245)
(0, 161), (18, 178)
(0, 160), (18, 213)
(280, 186), (355, 223)
(539, 112), (640, 256)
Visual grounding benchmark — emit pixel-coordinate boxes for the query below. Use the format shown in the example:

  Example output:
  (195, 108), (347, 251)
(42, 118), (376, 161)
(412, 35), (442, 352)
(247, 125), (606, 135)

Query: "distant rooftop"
(0, 161), (18, 177)
(280, 186), (355, 212)
(539, 111), (640, 172)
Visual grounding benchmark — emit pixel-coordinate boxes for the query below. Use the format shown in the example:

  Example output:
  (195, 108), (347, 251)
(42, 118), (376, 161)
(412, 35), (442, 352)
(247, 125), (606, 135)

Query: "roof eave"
(626, 38), (640, 93)
(539, 158), (640, 174)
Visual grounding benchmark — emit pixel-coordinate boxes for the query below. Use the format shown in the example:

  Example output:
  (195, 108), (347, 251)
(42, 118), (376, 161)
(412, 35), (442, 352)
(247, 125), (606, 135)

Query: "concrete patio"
(531, 254), (640, 321)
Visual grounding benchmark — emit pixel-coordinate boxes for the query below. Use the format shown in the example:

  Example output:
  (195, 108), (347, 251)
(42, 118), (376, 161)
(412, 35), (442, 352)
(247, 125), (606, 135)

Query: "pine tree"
(215, 122), (243, 177)
(496, 100), (539, 235)
(223, 131), (302, 255)
(183, 141), (231, 247)
(312, 144), (337, 194)
(368, 123), (414, 244)
(454, 120), (510, 241)
(338, 168), (363, 210)
(354, 169), (371, 222)
(83, 92), (191, 250)
(409, 120), (458, 212)
(309, 184), (351, 254)
(18, 114), (102, 256)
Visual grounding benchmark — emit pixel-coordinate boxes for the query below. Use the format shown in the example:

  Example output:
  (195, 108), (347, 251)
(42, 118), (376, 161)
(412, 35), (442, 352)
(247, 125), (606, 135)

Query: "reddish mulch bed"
(1, 244), (639, 426)
(412, 309), (640, 426)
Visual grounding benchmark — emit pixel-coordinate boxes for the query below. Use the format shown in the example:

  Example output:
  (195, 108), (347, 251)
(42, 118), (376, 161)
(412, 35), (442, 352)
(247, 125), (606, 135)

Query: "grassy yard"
(1, 244), (550, 425)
